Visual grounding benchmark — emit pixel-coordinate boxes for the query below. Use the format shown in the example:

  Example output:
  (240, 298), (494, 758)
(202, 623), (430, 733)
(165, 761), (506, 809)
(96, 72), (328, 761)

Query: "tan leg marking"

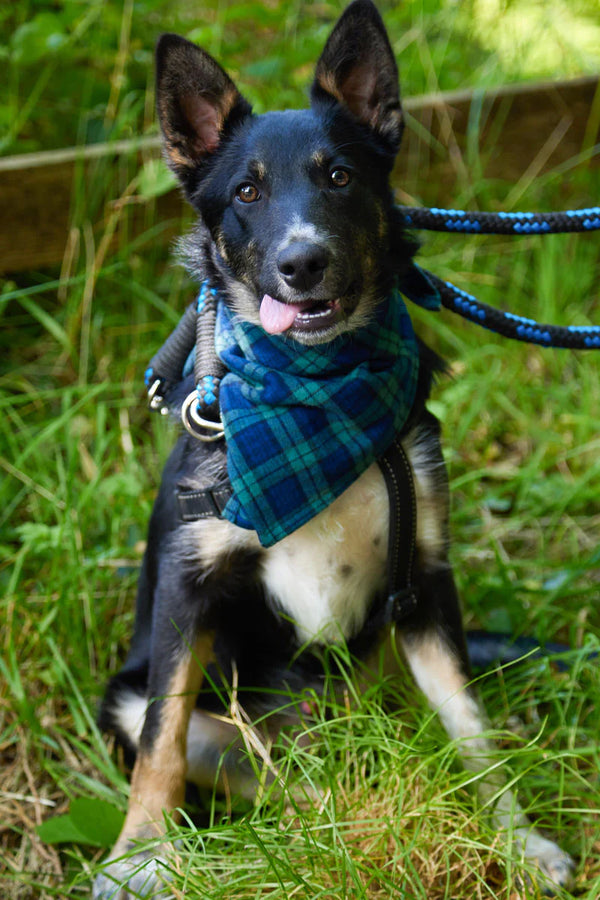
(400, 633), (490, 755)
(399, 631), (574, 890)
(115, 631), (214, 848)
(401, 632), (527, 812)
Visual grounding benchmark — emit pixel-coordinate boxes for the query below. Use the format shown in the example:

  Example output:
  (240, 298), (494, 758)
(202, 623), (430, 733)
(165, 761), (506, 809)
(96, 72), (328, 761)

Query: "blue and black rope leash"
(423, 271), (600, 349)
(401, 205), (600, 235)
(402, 204), (600, 350)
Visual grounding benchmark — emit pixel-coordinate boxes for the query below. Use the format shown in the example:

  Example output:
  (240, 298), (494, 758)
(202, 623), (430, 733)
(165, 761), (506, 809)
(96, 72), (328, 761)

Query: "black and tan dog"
(94, 2), (574, 896)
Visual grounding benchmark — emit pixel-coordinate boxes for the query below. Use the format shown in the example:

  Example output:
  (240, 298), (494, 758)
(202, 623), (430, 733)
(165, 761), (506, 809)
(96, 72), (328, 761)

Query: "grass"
(1, 0), (600, 898)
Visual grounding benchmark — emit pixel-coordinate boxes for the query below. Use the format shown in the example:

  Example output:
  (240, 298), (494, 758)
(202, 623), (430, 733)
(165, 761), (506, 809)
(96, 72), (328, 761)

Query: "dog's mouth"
(259, 294), (344, 337)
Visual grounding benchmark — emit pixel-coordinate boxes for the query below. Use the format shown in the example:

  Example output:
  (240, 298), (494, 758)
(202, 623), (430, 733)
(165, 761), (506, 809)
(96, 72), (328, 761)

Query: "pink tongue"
(260, 294), (307, 334)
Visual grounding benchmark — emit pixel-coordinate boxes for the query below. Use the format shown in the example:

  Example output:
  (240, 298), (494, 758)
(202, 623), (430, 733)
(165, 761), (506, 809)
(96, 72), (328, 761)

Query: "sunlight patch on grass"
(469, 0), (600, 79)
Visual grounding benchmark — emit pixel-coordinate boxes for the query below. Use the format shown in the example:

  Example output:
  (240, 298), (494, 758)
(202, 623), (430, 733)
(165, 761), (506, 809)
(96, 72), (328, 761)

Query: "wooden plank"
(0, 76), (598, 274)
(397, 75), (600, 203)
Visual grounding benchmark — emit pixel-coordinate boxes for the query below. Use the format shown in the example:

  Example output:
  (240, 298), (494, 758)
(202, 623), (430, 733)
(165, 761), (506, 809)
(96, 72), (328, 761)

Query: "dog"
(93, 2), (575, 896)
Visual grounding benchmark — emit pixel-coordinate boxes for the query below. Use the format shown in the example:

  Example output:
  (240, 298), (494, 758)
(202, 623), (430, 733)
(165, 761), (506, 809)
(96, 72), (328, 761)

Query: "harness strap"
(177, 485), (232, 520)
(377, 438), (419, 623)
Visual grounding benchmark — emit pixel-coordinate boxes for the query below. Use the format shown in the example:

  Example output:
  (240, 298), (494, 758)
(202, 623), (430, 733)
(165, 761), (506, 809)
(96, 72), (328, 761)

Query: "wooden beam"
(1, 76), (598, 274)
(397, 75), (600, 202)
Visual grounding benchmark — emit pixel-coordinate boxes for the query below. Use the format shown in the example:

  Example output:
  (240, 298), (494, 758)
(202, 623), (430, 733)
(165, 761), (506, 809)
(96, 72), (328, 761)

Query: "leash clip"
(147, 378), (170, 415)
(181, 391), (224, 442)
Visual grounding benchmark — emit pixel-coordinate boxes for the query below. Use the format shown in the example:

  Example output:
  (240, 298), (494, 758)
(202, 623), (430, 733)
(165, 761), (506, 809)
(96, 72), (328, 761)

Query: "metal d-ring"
(181, 391), (225, 442)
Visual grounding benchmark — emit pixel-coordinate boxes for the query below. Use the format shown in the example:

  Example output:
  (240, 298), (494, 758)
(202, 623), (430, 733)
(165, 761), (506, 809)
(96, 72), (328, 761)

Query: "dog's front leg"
(94, 603), (214, 900)
(398, 569), (574, 893)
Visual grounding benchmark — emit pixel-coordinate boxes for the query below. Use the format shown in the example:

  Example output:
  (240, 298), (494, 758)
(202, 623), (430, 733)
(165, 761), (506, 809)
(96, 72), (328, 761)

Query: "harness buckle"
(386, 587), (419, 624)
(181, 391), (225, 442)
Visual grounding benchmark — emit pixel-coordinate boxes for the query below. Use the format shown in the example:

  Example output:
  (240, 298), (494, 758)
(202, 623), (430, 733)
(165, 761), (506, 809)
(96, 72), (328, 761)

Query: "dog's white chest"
(261, 463), (389, 644)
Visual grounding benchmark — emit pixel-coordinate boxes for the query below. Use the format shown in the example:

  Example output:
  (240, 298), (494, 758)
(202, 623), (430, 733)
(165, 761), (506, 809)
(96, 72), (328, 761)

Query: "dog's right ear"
(155, 34), (252, 191)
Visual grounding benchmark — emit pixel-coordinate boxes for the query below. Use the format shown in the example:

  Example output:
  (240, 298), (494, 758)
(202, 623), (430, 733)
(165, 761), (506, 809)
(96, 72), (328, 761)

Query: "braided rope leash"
(145, 281), (226, 438)
(185, 282), (225, 440)
(401, 206), (600, 235)
(425, 272), (600, 349)
(145, 301), (197, 413)
(398, 205), (600, 349)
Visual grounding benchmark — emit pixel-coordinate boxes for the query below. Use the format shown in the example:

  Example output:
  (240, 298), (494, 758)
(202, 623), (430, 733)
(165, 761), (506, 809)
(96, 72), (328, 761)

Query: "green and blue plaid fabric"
(215, 288), (420, 547)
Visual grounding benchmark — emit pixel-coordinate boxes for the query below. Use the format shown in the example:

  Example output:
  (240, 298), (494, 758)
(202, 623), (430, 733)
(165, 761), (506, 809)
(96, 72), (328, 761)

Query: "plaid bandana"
(215, 290), (419, 547)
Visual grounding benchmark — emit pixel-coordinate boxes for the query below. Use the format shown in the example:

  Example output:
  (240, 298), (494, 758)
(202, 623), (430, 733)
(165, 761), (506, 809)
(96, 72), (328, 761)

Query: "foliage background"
(1, 1), (599, 898)
(4, 0), (600, 156)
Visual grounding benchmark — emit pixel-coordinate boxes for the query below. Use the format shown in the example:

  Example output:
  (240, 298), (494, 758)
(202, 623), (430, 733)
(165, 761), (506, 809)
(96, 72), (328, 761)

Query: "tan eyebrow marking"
(248, 159), (267, 181)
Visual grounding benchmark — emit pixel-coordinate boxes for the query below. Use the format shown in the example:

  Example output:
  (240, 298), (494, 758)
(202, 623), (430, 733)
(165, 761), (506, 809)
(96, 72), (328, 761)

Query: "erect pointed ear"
(311, 0), (403, 153)
(155, 33), (252, 190)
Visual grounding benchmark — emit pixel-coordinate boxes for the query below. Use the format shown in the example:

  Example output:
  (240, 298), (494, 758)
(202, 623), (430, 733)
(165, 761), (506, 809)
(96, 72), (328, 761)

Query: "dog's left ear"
(311, 0), (403, 153)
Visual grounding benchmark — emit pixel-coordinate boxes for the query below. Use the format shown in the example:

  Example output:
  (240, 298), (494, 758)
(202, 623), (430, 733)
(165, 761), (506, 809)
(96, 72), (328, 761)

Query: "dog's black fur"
(93, 4), (574, 897)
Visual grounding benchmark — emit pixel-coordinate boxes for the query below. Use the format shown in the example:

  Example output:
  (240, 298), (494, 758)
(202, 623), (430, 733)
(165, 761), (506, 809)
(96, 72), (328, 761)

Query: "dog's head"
(156, 0), (415, 345)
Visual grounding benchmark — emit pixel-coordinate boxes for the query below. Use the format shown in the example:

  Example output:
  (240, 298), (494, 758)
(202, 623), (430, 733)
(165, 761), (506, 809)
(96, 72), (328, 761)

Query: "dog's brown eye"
(330, 168), (351, 188)
(236, 183), (261, 203)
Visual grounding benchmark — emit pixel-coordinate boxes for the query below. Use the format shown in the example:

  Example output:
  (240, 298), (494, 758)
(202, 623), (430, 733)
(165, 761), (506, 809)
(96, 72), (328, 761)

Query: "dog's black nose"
(277, 242), (329, 292)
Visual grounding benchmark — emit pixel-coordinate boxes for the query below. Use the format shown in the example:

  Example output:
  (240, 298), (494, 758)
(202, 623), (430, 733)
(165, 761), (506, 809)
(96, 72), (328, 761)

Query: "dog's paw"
(93, 850), (172, 899)
(523, 831), (575, 895)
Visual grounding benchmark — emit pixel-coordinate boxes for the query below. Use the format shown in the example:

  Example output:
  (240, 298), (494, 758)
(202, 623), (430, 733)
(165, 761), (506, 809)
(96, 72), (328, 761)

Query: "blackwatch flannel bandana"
(215, 288), (420, 547)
